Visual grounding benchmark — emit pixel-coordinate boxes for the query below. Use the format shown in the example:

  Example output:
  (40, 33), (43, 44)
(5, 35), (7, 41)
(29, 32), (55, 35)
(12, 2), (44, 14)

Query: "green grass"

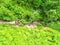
(47, 21), (60, 31)
(0, 24), (60, 45)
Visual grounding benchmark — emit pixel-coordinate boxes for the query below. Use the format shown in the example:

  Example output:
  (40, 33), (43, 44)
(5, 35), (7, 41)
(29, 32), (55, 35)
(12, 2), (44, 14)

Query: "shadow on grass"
(46, 22), (60, 32)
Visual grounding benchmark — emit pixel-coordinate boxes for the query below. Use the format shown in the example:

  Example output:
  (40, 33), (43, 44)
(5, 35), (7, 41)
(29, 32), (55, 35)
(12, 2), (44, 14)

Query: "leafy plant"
(0, 24), (60, 45)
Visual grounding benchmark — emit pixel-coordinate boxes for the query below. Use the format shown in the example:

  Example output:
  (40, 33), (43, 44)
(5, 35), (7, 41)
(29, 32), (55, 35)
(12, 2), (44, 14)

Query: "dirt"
(0, 20), (54, 29)
(0, 20), (40, 28)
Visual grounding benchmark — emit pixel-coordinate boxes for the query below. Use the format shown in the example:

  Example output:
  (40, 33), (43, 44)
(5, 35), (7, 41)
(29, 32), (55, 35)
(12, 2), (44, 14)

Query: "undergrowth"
(0, 24), (60, 45)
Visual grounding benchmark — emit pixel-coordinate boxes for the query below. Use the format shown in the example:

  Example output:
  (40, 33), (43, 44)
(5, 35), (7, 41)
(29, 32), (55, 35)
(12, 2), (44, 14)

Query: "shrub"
(40, 0), (59, 22)
(0, 24), (60, 45)
(0, 0), (59, 24)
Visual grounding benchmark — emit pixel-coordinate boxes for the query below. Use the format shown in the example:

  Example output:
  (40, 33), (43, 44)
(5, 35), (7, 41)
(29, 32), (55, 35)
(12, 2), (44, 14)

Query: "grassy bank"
(0, 24), (60, 45)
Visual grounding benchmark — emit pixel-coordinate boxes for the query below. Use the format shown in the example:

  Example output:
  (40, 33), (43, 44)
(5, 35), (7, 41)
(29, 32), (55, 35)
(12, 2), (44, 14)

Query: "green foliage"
(0, 0), (60, 24)
(40, 0), (59, 22)
(33, 0), (41, 8)
(47, 21), (60, 31)
(0, 24), (60, 45)
(0, 5), (17, 21)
